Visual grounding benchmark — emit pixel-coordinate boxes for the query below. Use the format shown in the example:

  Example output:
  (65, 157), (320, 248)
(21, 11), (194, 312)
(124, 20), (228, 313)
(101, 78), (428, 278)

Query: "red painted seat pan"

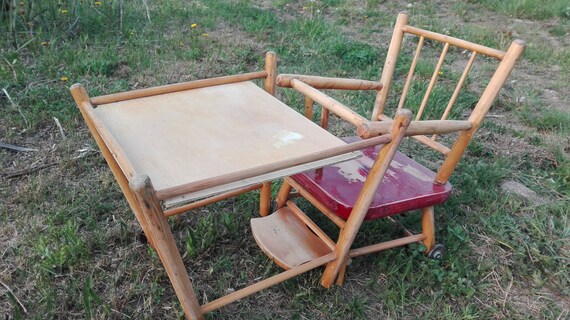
(291, 137), (452, 220)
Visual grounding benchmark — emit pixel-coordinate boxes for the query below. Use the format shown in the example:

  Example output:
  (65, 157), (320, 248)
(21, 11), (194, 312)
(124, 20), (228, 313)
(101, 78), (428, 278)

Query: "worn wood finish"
(372, 12), (409, 119)
(264, 51), (277, 95)
(201, 253), (336, 313)
(156, 133), (390, 201)
(290, 79), (367, 127)
(291, 136), (452, 221)
(163, 184), (263, 217)
(357, 119), (472, 138)
(130, 175), (203, 320)
(277, 74), (382, 90)
(435, 40), (525, 184)
(321, 110), (412, 288)
(93, 81), (358, 202)
(91, 71), (268, 105)
(402, 25), (506, 60)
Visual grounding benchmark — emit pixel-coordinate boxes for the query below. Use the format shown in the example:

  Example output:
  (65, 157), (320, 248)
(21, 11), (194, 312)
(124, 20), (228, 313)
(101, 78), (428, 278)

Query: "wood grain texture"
(130, 175), (203, 320)
(251, 207), (333, 270)
(290, 79), (367, 127)
(357, 119), (472, 139)
(94, 81), (358, 201)
(91, 71), (267, 105)
(277, 74), (382, 90)
(402, 25), (506, 60)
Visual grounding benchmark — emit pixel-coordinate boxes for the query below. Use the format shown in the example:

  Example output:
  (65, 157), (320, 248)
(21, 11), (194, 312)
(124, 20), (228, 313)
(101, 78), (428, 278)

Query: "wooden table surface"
(94, 81), (357, 205)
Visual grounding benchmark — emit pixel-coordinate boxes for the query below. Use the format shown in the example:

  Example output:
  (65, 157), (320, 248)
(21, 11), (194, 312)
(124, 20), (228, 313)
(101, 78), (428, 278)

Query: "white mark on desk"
(272, 130), (303, 148)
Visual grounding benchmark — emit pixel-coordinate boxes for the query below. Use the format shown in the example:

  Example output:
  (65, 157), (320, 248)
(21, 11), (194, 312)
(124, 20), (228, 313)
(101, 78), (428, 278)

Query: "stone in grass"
(500, 180), (545, 205)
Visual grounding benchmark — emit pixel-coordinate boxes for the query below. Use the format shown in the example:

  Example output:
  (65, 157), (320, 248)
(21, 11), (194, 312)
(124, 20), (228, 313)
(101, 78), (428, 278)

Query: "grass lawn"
(1, 0), (569, 319)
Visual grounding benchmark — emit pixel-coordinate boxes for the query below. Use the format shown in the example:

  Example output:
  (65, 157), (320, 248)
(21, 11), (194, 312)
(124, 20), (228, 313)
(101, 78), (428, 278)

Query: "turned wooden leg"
(421, 206), (435, 253)
(259, 181), (271, 216)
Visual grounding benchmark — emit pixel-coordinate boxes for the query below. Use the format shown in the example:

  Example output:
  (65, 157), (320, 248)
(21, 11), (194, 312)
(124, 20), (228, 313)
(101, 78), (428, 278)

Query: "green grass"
(1, 0), (569, 319)
(476, 0), (570, 20)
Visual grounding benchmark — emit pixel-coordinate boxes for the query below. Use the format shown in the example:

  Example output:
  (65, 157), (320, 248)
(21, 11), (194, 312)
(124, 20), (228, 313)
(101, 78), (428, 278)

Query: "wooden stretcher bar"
(155, 134), (392, 201)
(402, 25), (506, 60)
(276, 74), (383, 90)
(290, 79), (368, 127)
(91, 71), (268, 105)
(201, 252), (337, 313)
(163, 184), (264, 217)
(357, 119), (473, 138)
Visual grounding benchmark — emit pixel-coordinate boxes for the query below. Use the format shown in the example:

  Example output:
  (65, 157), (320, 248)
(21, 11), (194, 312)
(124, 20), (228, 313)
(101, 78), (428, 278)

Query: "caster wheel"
(137, 229), (148, 244)
(427, 244), (445, 259)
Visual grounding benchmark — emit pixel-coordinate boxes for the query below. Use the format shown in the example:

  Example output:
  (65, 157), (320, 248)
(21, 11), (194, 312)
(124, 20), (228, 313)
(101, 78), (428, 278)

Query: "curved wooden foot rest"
(251, 207), (332, 270)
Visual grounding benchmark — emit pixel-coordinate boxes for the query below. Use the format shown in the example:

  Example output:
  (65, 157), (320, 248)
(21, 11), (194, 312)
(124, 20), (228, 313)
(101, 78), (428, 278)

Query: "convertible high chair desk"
(70, 12), (523, 319)
(262, 11), (524, 288)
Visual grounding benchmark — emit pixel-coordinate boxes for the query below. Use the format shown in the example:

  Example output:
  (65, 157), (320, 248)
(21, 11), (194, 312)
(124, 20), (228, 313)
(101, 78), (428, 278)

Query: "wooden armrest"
(277, 74), (382, 90)
(289, 79), (367, 127)
(357, 119), (473, 138)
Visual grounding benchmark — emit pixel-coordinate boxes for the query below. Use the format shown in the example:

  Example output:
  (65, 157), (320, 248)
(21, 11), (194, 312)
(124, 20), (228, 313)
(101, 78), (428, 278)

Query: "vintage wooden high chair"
(257, 11), (525, 288)
(70, 48), (413, 317)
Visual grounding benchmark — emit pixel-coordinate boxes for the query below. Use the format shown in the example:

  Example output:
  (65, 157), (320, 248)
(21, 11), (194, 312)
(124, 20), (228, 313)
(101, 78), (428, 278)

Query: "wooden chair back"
(372, 12), (525, 184)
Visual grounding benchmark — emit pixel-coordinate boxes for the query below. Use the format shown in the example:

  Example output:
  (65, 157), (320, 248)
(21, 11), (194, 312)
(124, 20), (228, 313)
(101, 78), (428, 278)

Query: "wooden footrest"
(251, 207), (333, 270)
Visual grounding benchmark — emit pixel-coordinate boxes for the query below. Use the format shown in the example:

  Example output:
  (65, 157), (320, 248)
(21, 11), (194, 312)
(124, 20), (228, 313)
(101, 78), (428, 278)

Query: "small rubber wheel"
(137, 229), (148, 244)
(427, 244), (445, 259)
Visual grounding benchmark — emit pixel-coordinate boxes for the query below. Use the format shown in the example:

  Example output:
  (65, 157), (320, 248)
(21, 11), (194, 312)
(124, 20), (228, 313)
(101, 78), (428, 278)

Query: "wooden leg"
(260, 181), (271, 216)
(70, 84), (155, 248)
(305, 96), (314, 120)
(421, 206), (435, 253)
(320, 110), (412, 288)
(335, 259), (348, 286)
(275, 179), (293, 210)
(130, 175), (203, 320)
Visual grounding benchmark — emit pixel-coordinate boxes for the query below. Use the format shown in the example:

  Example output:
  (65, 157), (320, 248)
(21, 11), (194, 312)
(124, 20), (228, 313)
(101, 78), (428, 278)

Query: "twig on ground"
(2, 56), (17, 81)
(0, 280), (28, 314)
(2, 88), (29, 127)
(53, 117), (67, 140)
(142, 0), (151, 22)
(0, 142), (38, 152)
(3, 162), (58, 179)
(502, 276), (513, 309)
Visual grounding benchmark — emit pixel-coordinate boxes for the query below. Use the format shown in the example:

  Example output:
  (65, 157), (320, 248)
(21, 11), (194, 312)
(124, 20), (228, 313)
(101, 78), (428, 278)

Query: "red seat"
(291, 137), (452, 220)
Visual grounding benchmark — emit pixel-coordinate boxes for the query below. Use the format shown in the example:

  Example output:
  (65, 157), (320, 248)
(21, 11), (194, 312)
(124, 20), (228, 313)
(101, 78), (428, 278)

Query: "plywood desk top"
(94, 81), (357, 205)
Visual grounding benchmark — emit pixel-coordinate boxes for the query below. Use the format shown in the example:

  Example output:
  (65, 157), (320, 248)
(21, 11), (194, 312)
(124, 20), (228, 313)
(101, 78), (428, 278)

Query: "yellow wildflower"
(191, 23), (198, 28)
(60, 76), (69, 81)
(61, 9), (68, 14)
(438, 71), (443, 76)
(201, 33), (209, 37)
(95, 1), (102, 5)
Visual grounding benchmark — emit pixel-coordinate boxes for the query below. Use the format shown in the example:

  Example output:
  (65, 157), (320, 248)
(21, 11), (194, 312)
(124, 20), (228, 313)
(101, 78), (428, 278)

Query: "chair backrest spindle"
(397, 36), (424, 113)
(375, 11), (525, 184)
(415, 42), (450, 121)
